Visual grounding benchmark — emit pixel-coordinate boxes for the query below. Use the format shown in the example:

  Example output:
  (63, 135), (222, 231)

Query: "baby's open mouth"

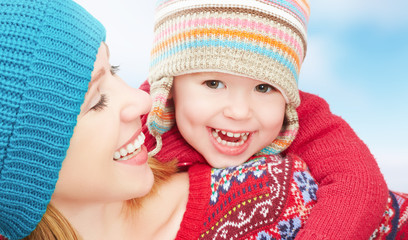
(113, 132), (145, 161)
(211, 128), (250, 147)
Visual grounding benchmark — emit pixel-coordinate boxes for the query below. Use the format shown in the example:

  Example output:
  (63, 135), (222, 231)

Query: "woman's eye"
(90, 94), (108, 111)
(110, 65), (120, 75)
(255, 84), (275, 93)
(204, 80), (225, 89)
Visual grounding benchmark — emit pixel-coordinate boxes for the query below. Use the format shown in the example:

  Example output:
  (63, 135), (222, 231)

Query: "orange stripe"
(152, 28), (300, 69)
(300, 0), (310, 10)
(151, 107), (174, 120)
(272, 138), (293, 147)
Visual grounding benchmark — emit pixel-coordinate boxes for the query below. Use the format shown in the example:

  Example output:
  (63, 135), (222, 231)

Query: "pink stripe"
(279, 129), (298, 136)
(154, 16), (304, 57)
(154, 94), (168, 104)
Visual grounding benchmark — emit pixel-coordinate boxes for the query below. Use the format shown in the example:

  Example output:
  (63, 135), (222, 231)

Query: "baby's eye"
(204, 80), (225, 89)
(255, 84), (275, 93)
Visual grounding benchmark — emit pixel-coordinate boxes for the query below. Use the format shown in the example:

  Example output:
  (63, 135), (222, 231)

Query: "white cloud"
(375, 150), (408, 192)
(300, 35), (340, 91)
(311, 0), (408, 30)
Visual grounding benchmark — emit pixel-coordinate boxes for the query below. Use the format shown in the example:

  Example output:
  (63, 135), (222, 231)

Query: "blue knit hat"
(0, 0), (106, 239)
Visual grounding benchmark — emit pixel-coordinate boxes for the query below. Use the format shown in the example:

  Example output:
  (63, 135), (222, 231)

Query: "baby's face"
(172, 72), (286, 168)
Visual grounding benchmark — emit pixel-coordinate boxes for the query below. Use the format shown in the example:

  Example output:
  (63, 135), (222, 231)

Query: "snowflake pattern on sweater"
(200, 154), (317, 239)
(192, 154), (408, 240)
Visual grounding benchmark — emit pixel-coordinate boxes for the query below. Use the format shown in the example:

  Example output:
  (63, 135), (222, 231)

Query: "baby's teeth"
(212, 129), (251, 146)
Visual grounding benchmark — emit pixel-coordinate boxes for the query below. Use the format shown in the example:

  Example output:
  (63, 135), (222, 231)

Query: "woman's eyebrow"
(86, 68), (105, 97)
(103, 42), (110, 58)
(81, 68), (105, 114)
(90, 68), (105, 84)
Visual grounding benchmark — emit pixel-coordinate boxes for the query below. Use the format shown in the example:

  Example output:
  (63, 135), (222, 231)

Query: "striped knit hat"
(0, 1), (105, 239)
(148, 0), (310, 156)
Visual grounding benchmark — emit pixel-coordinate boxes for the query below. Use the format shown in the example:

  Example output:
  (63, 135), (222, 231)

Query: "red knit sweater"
(140, 81), (389, 239)
(175, 154), (408, 239)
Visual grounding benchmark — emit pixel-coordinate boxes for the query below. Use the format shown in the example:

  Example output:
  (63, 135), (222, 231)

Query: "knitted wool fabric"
(0, 1), (105, 239)
(147, 0), (310, 156)
(176, 154), (408, 239)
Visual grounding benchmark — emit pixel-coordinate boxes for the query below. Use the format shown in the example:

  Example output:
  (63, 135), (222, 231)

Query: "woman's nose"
(120, 88), (152, 122)
(223, 93), (252, 120)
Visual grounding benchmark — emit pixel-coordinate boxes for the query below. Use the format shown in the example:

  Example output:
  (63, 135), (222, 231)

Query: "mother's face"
(52, 43), (154, 205)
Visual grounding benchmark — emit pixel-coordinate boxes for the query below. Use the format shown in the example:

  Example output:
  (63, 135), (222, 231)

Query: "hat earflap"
(256, 105), (299, 156)
(147, 76), (175, 156)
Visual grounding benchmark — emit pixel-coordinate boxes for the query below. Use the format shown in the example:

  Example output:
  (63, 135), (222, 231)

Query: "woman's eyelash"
(91, 94), (108, 111)
(110, 65), (120, 75)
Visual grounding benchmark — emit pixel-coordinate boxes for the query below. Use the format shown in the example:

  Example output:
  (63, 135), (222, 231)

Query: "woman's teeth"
(211, 129), (249, 147)
(113, 132), (145, 161)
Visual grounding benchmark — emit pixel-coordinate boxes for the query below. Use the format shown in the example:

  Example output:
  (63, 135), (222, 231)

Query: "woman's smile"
(113, 131), (148, 166)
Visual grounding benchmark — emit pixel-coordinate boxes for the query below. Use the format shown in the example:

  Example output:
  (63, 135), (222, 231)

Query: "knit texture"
(147, 0), (310, 156)
(0, 1), (105, 239)
(176, 154), (408, 239)
(141, 82), (390, 239)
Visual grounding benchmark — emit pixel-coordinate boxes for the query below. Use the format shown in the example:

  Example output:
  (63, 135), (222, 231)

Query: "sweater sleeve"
(287, 91), (389, 240)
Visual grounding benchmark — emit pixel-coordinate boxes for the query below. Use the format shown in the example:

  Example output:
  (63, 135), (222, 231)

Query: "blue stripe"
(151, 39), (299, 82)
(149, 120), (172, 134)
(259, 146), (280, 155)
(387, 191), (400, 240)
(156, 0), (169, 7)
(268, 0), (308, 25)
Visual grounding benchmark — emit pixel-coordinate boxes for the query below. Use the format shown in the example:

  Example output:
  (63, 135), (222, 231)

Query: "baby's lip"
(210, 127), (252, 142)
(207, 127), (253, 156)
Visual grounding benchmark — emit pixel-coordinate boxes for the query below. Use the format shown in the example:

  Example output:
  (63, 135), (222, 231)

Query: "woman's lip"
(115, 129), (142, 152)
(115, 145), (148, 166)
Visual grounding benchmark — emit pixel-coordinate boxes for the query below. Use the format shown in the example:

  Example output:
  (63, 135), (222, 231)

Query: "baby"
(143, 0), (393, 238)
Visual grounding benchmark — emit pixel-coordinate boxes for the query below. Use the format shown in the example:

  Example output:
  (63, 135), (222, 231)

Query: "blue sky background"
(76, 0), (408, 192)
